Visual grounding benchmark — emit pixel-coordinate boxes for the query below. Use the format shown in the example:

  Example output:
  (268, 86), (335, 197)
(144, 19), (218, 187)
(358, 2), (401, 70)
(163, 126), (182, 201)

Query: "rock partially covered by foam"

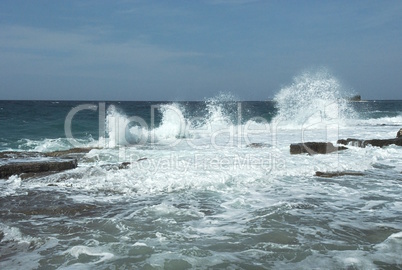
(290, 142), (347, 155)
(337, 137), (402, 148)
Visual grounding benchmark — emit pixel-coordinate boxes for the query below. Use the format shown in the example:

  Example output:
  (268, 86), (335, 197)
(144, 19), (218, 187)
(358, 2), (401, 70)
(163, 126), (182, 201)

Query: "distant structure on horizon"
(348, 94), (362, 101)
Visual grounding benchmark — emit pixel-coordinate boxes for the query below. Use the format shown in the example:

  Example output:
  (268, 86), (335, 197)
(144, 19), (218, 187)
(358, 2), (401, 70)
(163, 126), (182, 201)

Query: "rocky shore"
(0, 147), (146, 180)
(290, 128), (402, 177)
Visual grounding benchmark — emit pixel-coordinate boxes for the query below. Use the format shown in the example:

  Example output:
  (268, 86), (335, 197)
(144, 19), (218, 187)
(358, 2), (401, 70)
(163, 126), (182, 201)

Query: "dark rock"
(336, 138), (365, 147)
(397, 128), (402, 138)
(0, 159), (77, 179)
(0, 151), (42, 159)
(348, 95), (361, 101)
(119, 162), (131, 169)
(337, 138), (402, 148)
(315, 171), (364, 178)
(0, 148), (100, 179)
(366, 138), (402, 147)
(290, 142), (348, 155)
(0, 148), (98, 160)
(246, 143), (271, 148)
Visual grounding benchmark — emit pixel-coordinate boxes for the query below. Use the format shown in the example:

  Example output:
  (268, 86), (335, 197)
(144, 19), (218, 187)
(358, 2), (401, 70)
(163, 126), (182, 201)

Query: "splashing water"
(105, 105), (148, 147)
(273, 69), (356, 129)
(153, 103), (189, 141)
(203, 93), (238, 131)
(105, 103), (189, 147)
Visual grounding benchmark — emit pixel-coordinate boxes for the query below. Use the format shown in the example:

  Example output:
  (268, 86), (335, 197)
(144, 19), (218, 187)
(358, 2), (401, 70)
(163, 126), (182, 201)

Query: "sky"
(0, 0), (401, 101)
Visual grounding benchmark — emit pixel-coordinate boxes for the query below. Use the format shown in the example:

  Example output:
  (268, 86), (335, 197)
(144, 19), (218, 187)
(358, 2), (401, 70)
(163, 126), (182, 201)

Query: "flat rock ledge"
(290, 142), (348, 155)
(0, 159), (77, 179)
(0, 148), (98, 179)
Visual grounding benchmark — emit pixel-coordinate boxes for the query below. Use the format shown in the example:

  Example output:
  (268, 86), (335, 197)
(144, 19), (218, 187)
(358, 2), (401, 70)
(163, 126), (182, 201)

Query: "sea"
(1, 72), (402, 269)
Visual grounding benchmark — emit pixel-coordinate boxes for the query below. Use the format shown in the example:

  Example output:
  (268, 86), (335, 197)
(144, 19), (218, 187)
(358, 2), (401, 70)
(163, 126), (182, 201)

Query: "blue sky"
(0, 0), (401, 100)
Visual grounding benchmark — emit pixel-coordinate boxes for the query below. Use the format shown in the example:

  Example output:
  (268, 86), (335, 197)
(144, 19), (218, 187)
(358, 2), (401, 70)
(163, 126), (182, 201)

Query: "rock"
(0, 148), (100, 179)
(0, 159), (77, 179)
(337, 138), (402, 148)
(315, 171), (364, 178)
(0, 151), (42, 159)
(246, 143), (271, 148)
(45, 147), (99, 159)
(397, 128), (402, 138)
(348, 95), (361, 101)
(118, 162), (132, 169)
(290, 142), (348, 155)
(336, 138), (365, 147)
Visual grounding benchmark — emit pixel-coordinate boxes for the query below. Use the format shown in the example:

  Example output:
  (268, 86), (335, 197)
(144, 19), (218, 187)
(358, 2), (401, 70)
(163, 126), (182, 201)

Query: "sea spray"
(105, 103), (190, 147)
(204, 93), (238, 131)
(106, 105), (149, 147)
(272, 69), (356, 129)
(152, 103), (189, 141)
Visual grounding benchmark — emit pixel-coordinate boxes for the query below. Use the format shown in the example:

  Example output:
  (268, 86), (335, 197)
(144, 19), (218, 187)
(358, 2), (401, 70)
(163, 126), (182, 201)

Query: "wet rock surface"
(0, 148), (98, 179)
(315, 171), (365, 178)
(0, 159), (77, 179)
(337, 137), (402, 148)
(290, 142), (347, 155)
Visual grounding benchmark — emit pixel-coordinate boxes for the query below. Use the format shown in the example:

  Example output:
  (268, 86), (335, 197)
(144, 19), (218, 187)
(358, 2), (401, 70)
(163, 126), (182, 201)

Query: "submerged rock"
(15, 203), (96, 216)
(45, 147), (100, 160)
(315, 171), (364, 178)
(0, 159), (77, 179)
(246, 143), (271, 148)
(290, 142), (347, 155)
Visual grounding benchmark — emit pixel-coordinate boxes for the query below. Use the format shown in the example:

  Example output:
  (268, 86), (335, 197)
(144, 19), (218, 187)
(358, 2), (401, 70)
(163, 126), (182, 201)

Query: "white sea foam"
(67, 245), (114, 263)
